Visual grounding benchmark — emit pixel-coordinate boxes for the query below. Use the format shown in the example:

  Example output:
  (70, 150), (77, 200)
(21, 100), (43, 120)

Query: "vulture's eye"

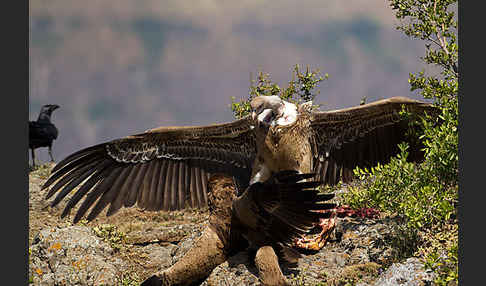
(256, 106), (264, 114)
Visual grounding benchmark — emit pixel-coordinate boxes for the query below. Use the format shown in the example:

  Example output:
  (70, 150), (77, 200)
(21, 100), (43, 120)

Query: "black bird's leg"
(31, 148), (36, 167)
(48, 146), (55, 162)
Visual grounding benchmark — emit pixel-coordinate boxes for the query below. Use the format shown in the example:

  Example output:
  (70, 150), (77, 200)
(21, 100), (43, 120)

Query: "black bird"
(29, 104), (60, 167)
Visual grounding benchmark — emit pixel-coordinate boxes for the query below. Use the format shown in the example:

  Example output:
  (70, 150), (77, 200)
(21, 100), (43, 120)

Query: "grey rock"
(140, 243), (177, 270)
(202, 252), (259, 286)
(29, 226), (125, 286)
(28, 213), (421, 286)
(373, 257), (436, 286)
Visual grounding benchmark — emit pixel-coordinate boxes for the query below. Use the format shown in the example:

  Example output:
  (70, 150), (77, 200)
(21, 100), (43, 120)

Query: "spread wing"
(233, 170), (336, 247)
(42, 116), (256, 223)
(309, 96), (437, 185)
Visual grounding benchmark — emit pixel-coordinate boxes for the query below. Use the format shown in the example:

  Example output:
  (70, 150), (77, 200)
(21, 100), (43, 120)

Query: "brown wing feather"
(310, 96), (437, 186)
(89, 166), (133, 220)
(138, 159), (155, 209)
(194, 165), (203, 208)
(60, 159), (114, 218)
(42, 117), (256, 222)
(146, 159), (162, 211)
(163, 161), (174, 211)
(153, 160), (168, 210)
(177, 162), (186, 209)
(106, 165), (136, 216)
(170, 161), (180, 211)
(201, 169), (209, 206)
(74, 165), (124, 223)
(233, 170), (336, 247)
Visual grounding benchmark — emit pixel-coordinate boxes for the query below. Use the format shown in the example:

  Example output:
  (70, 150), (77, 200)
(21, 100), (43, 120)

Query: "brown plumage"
(142, 171), (335, 286)
(41, 96), (436, 223)
(231, 170), (336, 250)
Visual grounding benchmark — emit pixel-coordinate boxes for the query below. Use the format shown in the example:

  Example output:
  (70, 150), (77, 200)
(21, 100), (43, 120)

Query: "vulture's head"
(250, 96), (297, 128)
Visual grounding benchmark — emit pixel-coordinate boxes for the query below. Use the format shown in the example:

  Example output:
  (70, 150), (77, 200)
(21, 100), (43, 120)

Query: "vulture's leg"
(143, 227), (228, 286)
(48, 145), (55, 162)
(142, 174), (237, 286)
(254, 245), (289, 286)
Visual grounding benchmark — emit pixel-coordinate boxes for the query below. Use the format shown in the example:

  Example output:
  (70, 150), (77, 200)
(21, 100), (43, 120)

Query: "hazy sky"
(29, 0), (431, 163)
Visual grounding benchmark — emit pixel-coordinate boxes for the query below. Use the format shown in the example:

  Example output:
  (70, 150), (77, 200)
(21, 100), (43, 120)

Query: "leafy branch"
(230, 64), (328, 119)
(390, 0), (458, 78)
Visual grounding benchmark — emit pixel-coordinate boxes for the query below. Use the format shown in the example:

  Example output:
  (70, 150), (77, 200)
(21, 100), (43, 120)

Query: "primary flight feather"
(41, 96), (436, 222)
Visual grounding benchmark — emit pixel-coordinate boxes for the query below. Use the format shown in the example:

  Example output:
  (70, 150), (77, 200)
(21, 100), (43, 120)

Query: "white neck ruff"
(275, 101), (297, 126)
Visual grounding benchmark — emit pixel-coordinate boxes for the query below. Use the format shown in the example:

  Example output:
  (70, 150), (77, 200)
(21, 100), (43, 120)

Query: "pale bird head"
(250, 96), (285, 127)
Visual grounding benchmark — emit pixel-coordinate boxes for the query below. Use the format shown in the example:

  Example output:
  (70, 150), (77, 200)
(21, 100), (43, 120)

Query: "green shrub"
(341, 142), (457, 230)
(230, 64), (327, 119)
(92, 224), (126, 252)
(342, 0), (458, 283)
(230, 1), (458, 283)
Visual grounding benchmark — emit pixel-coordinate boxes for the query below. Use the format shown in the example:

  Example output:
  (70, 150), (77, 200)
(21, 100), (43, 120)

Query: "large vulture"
(143, 170), (336, 286)
(41, 96), (435, 223)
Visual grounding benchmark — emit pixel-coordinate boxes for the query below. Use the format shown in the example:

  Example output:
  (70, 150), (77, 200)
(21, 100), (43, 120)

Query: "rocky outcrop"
(29, 226), (126, 286)
(29, 165), (435, 285)
(372, 258), (436, 286)
(28, 217), (436, 285)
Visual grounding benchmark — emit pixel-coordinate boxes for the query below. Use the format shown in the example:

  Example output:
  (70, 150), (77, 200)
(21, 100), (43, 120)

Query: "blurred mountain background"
(29, 0), (430, 164)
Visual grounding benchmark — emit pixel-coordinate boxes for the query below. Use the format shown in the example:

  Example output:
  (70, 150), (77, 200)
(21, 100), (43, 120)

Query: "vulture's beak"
(256, 109), (274, 127)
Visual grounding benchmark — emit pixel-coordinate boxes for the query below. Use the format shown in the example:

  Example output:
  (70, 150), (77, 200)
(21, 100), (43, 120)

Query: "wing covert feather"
(310, 96), (437, 186)
(42, 117), (256, 222)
